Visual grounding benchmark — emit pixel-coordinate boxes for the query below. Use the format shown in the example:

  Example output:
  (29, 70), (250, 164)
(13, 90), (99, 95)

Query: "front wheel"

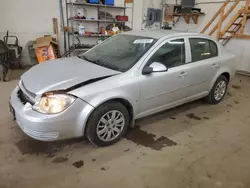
(205, 75), (228, 104)
(86, 101), (130, 147)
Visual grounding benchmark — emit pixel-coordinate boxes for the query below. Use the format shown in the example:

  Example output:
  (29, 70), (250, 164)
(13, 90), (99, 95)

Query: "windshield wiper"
(100, 61), (121, 72)
(79, 55), (122, 72)
(78, 55), (100, 66)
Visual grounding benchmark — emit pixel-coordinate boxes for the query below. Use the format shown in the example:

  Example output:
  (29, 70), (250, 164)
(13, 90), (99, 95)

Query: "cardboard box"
(33, 36), (58, 63)
(125, 0), (133, 3)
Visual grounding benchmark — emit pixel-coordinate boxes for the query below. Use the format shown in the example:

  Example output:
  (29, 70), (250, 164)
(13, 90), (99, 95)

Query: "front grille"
(17, 89), (35, 105)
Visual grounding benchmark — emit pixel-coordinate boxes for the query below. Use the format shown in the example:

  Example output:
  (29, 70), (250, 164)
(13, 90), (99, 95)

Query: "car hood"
(21, 57), (121, 94)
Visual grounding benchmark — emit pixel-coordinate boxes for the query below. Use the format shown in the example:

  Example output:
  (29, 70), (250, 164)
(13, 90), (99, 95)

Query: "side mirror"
(142, 62), (168, 75)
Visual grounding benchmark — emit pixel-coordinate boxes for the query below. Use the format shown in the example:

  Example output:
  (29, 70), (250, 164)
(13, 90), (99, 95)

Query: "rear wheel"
(205, 75), (228, 104)
(86, 101), (129, 147)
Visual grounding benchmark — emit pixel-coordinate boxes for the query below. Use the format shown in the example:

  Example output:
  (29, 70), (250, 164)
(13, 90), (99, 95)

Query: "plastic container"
(106, 0), (114, 5)
(88, 0), (99, 4)
(79, 23), (85, 36)
(100, 0), (114, 6)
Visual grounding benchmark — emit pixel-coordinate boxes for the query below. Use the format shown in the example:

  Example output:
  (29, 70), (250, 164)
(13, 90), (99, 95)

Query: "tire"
(86, 101), (130, 147)
(205, 75), (228, 105)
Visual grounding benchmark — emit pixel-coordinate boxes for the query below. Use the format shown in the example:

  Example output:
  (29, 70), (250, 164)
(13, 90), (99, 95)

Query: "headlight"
(33, 94), (76, 114)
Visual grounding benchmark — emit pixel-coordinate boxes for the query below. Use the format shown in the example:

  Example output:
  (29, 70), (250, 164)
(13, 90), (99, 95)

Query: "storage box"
(88, 0), (99, 4)
(33, 36), (58, 63)
(106, 0), (114, 5)
(116, 15), (128, 21)
(100, 0), (114, 6)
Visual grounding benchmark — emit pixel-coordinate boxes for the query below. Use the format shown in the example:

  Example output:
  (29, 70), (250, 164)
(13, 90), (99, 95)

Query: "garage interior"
(1, 0), (250, 188)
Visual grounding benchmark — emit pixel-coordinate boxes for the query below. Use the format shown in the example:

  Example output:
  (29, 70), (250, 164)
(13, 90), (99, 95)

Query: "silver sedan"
(10, 30), (236, 146)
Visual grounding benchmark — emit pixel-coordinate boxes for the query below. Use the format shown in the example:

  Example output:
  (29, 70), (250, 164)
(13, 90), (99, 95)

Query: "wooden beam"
(240, 0), (250, 34)
(52, 18), (60, 56)
(217, 7), (225, 40)
(201, 0), (231, 33)
(184, 15), (191, 24)
(232, 34), (250, 39)
(208, 0), (241, 35)
(191, 15), (199, 24)
(238, 9), (250, 14)
(221, 12), (242, 36)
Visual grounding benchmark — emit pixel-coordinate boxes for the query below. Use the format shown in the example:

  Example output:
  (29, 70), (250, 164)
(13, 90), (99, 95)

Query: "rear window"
(189, 38), (218, 62)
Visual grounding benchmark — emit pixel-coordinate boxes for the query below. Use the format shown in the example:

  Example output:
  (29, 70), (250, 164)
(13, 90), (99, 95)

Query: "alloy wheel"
(214, 80), (227, 101)
(96, 110), (125, 142)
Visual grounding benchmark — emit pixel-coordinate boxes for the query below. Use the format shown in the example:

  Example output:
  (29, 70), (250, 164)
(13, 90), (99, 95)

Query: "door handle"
(178, 71), (188, 77)
(212, 63), (220, 68)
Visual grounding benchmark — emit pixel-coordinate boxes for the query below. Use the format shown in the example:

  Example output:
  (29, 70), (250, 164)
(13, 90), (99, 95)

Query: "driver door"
(138, 37), (191, 117)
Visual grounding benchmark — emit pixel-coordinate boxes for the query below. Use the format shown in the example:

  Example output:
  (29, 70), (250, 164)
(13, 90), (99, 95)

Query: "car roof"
(122, 30), (212, 40)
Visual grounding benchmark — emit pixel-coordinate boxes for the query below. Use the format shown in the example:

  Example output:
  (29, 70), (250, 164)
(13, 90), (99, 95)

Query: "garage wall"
(0, 0), (133, 65)
(0, 0), (249, 72)
(135, 0), (250, 72)
(0, 0), (60, 65)
(194, 0), (250, 73)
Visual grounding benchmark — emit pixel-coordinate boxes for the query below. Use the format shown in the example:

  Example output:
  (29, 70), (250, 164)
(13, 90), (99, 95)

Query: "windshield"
(79, 34), (157, 72)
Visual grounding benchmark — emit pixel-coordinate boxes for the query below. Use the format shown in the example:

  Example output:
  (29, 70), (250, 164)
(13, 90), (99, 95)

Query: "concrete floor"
(0, 74), (250, 188)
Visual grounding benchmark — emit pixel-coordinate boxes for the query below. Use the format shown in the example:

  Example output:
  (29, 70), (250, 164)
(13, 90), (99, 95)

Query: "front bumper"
(10, 86), (94, 141)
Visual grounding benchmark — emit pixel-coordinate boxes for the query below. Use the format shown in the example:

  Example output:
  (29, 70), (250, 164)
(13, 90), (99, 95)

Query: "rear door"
(184, 37), (221, 99)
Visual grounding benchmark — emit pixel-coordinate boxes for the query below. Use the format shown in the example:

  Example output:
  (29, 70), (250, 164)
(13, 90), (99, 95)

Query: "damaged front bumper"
(10, 86), (94, 141)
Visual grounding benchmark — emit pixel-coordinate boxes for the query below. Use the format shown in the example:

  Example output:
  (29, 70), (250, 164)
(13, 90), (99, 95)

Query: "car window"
(209, 40), (218, 58)
(147, 39), (186, 69)
(189, 38), (218, 62)
(80, 35), (157, 72)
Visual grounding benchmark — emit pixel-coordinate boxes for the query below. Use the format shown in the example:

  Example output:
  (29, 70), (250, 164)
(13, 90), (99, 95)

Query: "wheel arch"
(221, 72), (230, 82)
(83, 97), (135, 136)
(210, 70), (231, 91)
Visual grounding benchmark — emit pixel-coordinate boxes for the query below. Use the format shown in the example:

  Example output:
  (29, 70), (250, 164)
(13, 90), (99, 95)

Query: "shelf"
(166, 12), (205, 24)
(67, 2), (126, 9)
(71, 34), (112, 37)
(69, 18), (127, 23)
(64, 0), (134, 57)
(172, 12), (205, 16)
(74, 48), (91, 52)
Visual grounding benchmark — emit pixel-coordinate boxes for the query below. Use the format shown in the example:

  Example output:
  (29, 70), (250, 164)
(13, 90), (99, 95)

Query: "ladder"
(201, 0), (250, 46)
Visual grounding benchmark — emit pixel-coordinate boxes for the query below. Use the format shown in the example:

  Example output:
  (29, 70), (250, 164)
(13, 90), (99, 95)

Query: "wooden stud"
(201, 0), (230, 33)
(165, 15), (174, 22)
(184, 15), (191, 24)
(53, 18), (59, 42)
(217, 7), (225, 40)
(240, 0), (250, 34)
(53, 18), (60, 56)
(208, 0), (241, 35)
(125, 0), (133, 3)
(221, 12), (242, 36)
(232, 34), (250, 39)
(238, 9), (250, 14)
(64, 26), (73, 33)
(191, 15), (199, 24)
